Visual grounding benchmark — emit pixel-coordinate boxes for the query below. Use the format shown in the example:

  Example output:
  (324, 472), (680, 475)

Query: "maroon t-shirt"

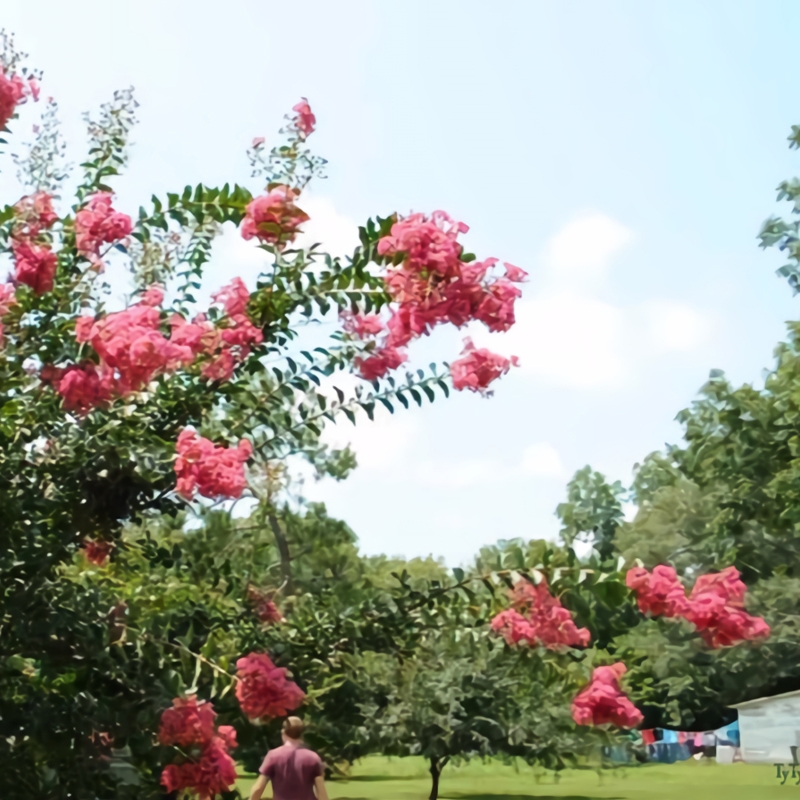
(259, 742), (324, 800)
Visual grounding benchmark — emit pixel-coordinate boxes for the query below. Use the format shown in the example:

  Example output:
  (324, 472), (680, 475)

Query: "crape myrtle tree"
(0, 34), (525, 799)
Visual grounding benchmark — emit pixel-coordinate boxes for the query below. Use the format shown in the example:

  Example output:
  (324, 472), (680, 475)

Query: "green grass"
(238, 755), (792, 799)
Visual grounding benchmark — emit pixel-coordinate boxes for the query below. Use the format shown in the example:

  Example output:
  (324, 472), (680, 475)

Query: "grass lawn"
(238, 755), (791, 799)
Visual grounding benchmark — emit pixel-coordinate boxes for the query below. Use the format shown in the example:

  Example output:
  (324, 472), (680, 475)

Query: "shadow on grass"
(333, 774), (424, 782)
(441, 795), (624, 800)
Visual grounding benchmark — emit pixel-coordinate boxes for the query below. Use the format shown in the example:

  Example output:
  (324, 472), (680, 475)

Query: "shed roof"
(730, 689), (800, 710)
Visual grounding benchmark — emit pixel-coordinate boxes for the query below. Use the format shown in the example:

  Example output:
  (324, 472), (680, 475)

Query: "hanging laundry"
(714, 721), (740, 747)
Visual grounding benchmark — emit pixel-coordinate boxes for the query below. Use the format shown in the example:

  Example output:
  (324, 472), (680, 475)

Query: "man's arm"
(314, 774), (330, 800)
(249, 774), (269, 800)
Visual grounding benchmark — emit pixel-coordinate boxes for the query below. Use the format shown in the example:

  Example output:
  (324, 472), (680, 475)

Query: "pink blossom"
(474, 279), (521, 332)
(490, 609), (539, 646)
(341, 312), (385, 338)
(13, 192), (58, 238)
(140, 284), (165, 307)
(627, 564), (771, 649)
(74, 192), (132, 260)
(504, 262), (528, 282)
(235, 652), (305, 721)
(450, 338), (518, 393)
(220, 314), (263, 352)
(79, 301), (200, 394)
(158, 695), (216, 748)
(0, 283), (15, 347)
(240, 185), (309, 247)
(162, 738), (237, 798)
(685, 566), (770, 648)
(690, 566), (747, 605)
(201, 350), (236, 383)
(625, 565), (690, 618)
(202, 279), (264, 378)
(292, 98), (316, 137)
(61, 299), (234, 411)
(75, 316), (95, 343)
(252, 136), (266, 148)
(386, 305), (431, 348)
(355, 345), (408, 381)
(212, 277), (250, 317)
(0, 69), (28, 130)
(13, 241), (57, 294)
(0, 284), (16, 317)
(174, 428), (252, 500)
(491, 578), (591, 650)
(55, 363), (114, 414)
(159, 698), (238, 799)
(82, 539), (113, 566)
(348, 209), (524, 382)
(169, 313), (220, 357)
(247, 586), (285, 623)
(378, 211), (467, 279)
(571, 663), (643, 729)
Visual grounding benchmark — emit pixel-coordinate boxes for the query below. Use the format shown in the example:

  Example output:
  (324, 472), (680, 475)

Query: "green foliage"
(557, 467), (626, 562)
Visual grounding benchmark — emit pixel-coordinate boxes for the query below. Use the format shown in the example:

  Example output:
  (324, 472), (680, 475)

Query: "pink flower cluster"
(346, 211), (523, 391)
(159, 696), (238, 799)
(0, 283), (16, 345)
(57, 288), (194, 410)
(626, 565), (770, 648)
(0, 67), (38, 131)
(12, 241), (57, 294)
(235, 653), (305, 721)
(625, 564), (689, 618)
(241, 185), (309, 248)
(451, 338), (519, 393)
(571, 663), (644, 729)
(10, 192), (59, 295)
(174, 428), (252, 501)
(247, 587), (284, 624)
(48, 277), (262, 414)
(292, 98), (316, 137)
(201, 277), (264, 381)
(490, 578), (591, 650)
(82, 539), (113, 567)
(13, 192), (59, 238)
(74, 192), (132, 266)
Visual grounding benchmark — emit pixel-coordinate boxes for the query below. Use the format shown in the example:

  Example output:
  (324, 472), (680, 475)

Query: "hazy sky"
(5, 1), (800, 564)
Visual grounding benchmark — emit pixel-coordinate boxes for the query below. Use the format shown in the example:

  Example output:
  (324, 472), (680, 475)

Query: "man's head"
(281, 716), (305, 742)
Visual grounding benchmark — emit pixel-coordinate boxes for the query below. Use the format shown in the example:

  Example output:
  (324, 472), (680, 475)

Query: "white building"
(731, 689), (800, 764)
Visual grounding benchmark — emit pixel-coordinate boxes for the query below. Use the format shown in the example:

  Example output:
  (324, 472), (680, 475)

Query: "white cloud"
(521, 442), (566, 478)
(415, 458), (507, 489)
(482, 291), (628, 389)
(640, 300), (712, 353)
(295, 193), (361, 258)
(545, 212), (633, 284)
(321, 406), (419, 471)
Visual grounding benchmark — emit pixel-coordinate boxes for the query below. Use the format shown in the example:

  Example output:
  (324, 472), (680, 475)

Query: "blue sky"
(5, 1), (800, 564)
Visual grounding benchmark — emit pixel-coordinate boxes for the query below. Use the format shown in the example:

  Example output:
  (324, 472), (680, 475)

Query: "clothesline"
(638, 720), (739, 747)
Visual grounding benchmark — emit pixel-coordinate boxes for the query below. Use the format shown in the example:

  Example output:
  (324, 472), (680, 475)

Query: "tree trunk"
(428, 757), (449, 800)
(268, 511), (293, 595)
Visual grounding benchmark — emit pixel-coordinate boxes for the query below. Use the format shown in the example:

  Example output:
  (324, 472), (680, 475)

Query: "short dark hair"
(282, 716), (304, 740)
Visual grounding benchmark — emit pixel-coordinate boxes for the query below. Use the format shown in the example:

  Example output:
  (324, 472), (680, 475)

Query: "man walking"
(248, 717), (329, 800)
